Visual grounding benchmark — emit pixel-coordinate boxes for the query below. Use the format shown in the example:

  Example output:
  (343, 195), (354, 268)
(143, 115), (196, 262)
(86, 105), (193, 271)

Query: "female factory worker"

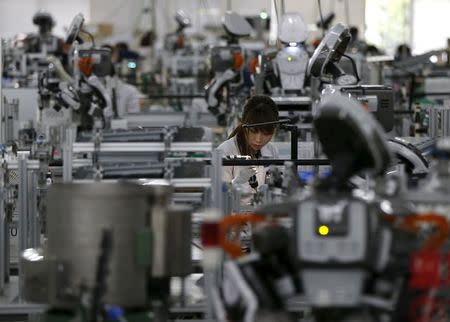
(217, 95), (279, 199)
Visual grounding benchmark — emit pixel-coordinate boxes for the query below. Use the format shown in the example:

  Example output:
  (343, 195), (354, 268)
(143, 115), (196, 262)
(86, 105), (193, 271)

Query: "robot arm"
(205, 69), (238, 110)
(46, 55), (74, 83)
(56, 82), (80, 110)
(85, 75), (113, 118)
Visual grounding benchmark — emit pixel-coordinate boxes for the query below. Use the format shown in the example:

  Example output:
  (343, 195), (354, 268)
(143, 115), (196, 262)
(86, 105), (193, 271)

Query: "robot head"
(33, 10), (55, 35)
(278, 13), (308, 45)
(175, 10), (191, 30)
(314, 93), (392, 179)
(223, 11), (253, 39)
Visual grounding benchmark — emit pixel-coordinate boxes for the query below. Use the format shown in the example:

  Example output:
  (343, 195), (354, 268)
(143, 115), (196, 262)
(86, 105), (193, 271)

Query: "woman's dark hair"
(229, 95), (278, 157)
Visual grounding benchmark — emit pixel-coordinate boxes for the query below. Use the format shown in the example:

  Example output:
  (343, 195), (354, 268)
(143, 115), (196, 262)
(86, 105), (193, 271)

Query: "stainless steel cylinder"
(20, 248), (47, 303)
(137, 180), (173, 277)
(46, 182), (148, 309)
(166, 205), (192, 276)
(136, 180), (192, 277)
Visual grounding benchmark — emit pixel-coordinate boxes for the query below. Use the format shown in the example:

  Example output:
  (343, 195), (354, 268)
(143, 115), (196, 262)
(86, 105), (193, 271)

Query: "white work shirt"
(217, 137), (279, 194)
(105, 76), (143, 117)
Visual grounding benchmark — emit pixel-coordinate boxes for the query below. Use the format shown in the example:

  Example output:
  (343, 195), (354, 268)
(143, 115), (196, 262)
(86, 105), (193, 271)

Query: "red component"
(201, 222), (221, 247)
(409, 252), (444, 289)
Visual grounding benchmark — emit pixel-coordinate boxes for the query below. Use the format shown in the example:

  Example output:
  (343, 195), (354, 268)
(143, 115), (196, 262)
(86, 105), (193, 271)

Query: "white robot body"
(274, 13), (309, 93)
(275, 47), (309, 91)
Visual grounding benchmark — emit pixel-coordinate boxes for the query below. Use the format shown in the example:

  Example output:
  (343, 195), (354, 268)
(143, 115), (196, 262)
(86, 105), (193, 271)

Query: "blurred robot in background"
(164, 10), (192, 53)
(254, 13), (310, 95)
(24, 10), (66, 58)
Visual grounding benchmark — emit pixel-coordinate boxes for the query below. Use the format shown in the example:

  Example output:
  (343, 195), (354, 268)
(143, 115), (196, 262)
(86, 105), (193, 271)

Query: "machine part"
(46, 182), (148, 308)
(209, 46), (244, 74)
(2, 97), (19, 144)
(57, 82), (80, 110)
(166, 205), (192, 276)
(175, 9), (191, 29)
(294, 195), (392, 308)
(85, 75), (113, 118)
(428, 105), (450, 138)
(90, 229), (113, 322)
(211, 149), (224, 212)
(205, 69), (238, 109)
(223, 261), (258, 322)
(136, 179), (173, 277)
(46, 55), (74, 83)
(66, 13), (85, 45)
(339, 85), (395, 132)
(223, 12), (253, 40)
(78, 48), (113, 78)
(172, 126), (207, 142)
(388, 138), (429, 175)
(314, 93), (392, 182)
(0, 39), (3, 144)
(278, 13), (308, 44)
(17, 155), (41, 301)
(20, 248), (47, 303)
(270, 96), (312, 111)
(275, 46), (309, 91)
(307, 23), (352, 80)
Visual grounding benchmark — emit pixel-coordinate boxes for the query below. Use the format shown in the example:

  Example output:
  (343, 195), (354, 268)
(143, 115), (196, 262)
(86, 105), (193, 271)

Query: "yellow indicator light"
(287, 56), (292, 62)
(318, 225), (330, 236)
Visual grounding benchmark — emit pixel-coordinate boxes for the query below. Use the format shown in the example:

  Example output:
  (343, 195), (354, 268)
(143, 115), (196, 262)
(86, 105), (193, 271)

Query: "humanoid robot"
(205, 11), (253, 127)
(38, 13), (113, 132)
(164, 10), (192, 53)
(254, 13), (310, 96)
(24, 10), (65, 57)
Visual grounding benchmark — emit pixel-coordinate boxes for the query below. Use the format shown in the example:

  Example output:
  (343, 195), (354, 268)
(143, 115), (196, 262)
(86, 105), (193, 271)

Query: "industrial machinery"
(254, 13), (310, 96)
(160, 10), (209, 111)
(2, 11), (66, 88)
(253, 13), (313, 132)
(164, 10), (192, 54)
(308, 23), (395, 132)
(203, 93), (450, 322)
(205, 11), (253, 127)
(20, 180), (192, 322)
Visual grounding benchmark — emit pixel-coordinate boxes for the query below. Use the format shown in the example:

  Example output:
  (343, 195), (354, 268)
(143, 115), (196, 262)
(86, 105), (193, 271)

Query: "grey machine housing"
(292, 93), (393, 307)
(308, 23), (394, 132)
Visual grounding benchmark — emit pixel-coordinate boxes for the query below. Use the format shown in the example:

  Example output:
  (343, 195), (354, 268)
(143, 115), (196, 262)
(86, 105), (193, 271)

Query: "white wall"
(412, 0), (450, 53)
(0, 0), (90, 38)
(0, 0), (366, 45)
(89, 0), (144, 42)
(286, 0), (365, 35)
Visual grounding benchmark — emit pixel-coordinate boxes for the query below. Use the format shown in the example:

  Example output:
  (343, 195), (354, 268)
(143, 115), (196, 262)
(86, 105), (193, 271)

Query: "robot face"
(279, 13), (308, 44)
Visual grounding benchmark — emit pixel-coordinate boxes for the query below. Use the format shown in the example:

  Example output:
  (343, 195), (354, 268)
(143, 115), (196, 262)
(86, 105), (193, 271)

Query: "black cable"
(112, 87), (118, 118)
(81, 29), (95, 48)
(318, 0), (325, 37)
(341, 53), (361, 82)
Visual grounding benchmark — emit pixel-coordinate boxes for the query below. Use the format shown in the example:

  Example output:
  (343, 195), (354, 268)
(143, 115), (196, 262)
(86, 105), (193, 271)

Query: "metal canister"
(137, 179), (173, 277)
(20, 248), (47, 303)
(166, 205), (192, 276)
(46, 182), (148, 308)
(136, 180), (192, 276)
